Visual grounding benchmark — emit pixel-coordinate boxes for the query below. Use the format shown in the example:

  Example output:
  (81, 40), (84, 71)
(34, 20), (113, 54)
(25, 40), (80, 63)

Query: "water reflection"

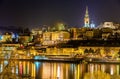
(0, 60), (120, 79)
(34, 62), (81, 79)
(86, 64), (120, 79)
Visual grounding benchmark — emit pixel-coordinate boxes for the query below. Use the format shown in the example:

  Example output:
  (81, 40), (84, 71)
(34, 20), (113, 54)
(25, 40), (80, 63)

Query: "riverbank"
(0, 56), (84, 63)
(85, 57), (120, 64)
(0, 55), (120, 64)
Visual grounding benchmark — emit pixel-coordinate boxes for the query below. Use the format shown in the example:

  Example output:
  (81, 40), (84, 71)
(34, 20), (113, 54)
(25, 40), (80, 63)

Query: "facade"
(42, 31), (70, 45)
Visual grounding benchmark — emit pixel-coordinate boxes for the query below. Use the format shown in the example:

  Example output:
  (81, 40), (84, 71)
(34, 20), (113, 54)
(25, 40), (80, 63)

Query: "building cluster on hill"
(0, 21), (120, 47)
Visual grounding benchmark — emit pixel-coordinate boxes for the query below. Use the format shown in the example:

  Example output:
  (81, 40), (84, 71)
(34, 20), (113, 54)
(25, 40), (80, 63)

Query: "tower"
(90, 21), (95, 28)
(84, 6), (90, 27)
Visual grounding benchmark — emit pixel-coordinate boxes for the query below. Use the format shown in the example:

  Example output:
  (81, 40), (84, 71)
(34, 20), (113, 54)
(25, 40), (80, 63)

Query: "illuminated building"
(83, 7), (96, 28)
(42, 31), (70, 45)
(69, 28), (79, 39)
(1, 32), (19, 43)
(103, 22), (115, 29)
(31, 28), (43, 44)
(1, 44), (20, 58)
(84, 6), (90, 28)
(31, 28), (42, 35)
(97, 22), (116, 29)
(2, 32), (12, 42)
(90, 21), (95, 28)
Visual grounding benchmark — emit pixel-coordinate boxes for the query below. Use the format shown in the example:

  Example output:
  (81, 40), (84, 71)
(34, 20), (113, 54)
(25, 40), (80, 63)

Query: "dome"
(52, 22), (66, 31)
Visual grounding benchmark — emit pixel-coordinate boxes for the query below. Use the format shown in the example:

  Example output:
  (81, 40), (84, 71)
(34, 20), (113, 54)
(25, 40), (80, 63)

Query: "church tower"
(84, 6), (90, 27)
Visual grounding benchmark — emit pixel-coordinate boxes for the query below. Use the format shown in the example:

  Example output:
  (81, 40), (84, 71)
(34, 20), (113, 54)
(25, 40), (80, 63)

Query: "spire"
(85, 6), (89, 18)
(84, 6), (90, 28)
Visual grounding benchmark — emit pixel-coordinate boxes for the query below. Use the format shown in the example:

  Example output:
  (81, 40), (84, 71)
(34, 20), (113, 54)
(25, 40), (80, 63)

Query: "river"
(0, 60), (120, 79)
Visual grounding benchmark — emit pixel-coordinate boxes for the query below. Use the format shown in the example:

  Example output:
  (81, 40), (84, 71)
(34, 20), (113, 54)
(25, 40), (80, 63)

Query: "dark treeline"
(0, 26), (19, 32)
(0, 26), (31, 34)
(58, 40), (120, 48)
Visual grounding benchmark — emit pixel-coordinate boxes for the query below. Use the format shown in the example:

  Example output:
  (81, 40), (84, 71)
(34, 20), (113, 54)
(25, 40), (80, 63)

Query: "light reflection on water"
(0, 60), (120, 79)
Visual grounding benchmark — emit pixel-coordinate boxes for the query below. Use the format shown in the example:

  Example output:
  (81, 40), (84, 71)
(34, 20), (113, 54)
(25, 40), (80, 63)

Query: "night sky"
(0, 0), (120, 28)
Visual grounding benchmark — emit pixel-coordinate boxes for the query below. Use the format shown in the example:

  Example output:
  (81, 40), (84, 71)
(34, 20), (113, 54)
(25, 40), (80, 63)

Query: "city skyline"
(0, 0), (120, 28)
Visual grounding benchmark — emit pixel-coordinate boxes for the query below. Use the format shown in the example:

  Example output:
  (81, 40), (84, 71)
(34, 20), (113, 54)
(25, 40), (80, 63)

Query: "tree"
(89, 48), (94, 53)
(84, 49), (89, 54)
(17, 27), (31, 36)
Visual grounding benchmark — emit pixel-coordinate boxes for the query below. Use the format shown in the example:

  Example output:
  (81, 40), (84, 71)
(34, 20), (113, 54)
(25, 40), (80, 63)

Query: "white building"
(97, 22), (116, 29)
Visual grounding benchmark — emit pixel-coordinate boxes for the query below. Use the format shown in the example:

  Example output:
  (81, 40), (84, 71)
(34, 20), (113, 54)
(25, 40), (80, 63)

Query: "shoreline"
(1, 57), (120, 64)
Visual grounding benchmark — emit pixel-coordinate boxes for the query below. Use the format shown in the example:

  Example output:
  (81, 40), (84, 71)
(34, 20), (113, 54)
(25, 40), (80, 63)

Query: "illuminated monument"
(84, 6), (90, 28)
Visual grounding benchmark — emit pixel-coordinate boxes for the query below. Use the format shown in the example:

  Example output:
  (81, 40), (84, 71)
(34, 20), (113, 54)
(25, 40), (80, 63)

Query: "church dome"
(52, 22), (66, 31)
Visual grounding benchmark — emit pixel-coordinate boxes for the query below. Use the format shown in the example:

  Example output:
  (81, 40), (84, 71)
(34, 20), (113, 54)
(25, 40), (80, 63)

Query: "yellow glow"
(77, 64), (80, 79)
(31, 63), (36, 77)
(117, 65), (119, 75)
(110, 65), (114, 75)
(54, 63), (57, 79)
(27, 62), (29, 74)
(23, 61), (26, 74)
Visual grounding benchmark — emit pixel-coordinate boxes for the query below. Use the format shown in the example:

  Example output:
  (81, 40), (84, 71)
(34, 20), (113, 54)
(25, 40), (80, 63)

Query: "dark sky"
(0, 0), (120, 28)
